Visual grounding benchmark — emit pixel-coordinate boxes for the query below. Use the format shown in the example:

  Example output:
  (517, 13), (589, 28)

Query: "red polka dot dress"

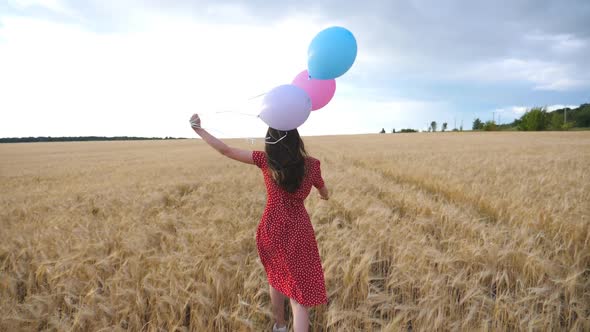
(252, 150), (328, 307)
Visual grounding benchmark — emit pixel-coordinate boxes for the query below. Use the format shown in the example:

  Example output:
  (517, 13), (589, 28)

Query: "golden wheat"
(1, 132), (589, 331)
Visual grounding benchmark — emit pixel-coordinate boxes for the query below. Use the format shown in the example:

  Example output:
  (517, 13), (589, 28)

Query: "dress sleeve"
(312, 159), (325, 189)
(252, 150), (266, 169)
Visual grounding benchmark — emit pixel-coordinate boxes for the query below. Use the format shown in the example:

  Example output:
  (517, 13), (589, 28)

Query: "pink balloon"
(292, 70), (336, 111)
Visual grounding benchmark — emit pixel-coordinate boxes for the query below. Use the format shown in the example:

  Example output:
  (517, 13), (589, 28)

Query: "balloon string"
(191, 124), (258, 145)
(247, 91), (267, 100)
(190, 90), (265, 144)
(209, 91), (265, 117)
(215, 110), (259, 117)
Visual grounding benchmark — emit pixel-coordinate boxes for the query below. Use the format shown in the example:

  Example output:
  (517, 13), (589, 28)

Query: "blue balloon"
(308, 26), (357, 80)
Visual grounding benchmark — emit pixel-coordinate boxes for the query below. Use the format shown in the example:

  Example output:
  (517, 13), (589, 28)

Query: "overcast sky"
(1, 0), (588, 138)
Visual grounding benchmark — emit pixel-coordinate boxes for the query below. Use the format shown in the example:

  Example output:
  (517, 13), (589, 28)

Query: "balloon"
(292, 70), (336, 111)
(308, 26), (357, 79)
(258, 84), (312, 131)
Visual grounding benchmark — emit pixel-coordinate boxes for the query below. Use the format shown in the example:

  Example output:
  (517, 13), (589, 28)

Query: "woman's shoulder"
(305, 156), (321, 166)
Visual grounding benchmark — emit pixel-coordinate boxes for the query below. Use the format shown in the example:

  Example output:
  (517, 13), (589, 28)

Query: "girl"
(189, 114), (329, 332)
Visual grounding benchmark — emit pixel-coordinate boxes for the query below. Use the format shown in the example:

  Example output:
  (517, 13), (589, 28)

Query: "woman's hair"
(265, 127), (308, 193)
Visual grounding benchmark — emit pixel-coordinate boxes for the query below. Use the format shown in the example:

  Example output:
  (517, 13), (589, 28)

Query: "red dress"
(252, 151), (328, 307)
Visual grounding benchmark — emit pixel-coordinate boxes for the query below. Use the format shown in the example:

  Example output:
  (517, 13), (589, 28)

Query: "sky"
(0, 0), (588, 138)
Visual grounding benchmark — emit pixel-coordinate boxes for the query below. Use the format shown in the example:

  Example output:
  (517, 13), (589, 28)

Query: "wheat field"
(1, 132), (589, 331)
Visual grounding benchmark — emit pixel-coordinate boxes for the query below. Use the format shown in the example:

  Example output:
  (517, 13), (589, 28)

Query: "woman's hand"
(319, 186), (329, 200)
(189, 114), (201, 130)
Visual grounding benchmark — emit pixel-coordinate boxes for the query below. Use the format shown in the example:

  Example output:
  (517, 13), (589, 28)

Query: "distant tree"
(442, 123), (448, 132)
(380, 128), (386, 134)
(483, 121), (497, 131)
(400, 128), (418, 133)
(549, 112), (563, 130)
(430, 121), (437, 132)
(562, 122), (574, 130)
(512, 118), (522, 129)
(459, 125), (463, 131)
(574, 104), (590, 127)
(518, 107), (548, 131)
(392, 128), (396, 133)
(472, 118), (483, 130)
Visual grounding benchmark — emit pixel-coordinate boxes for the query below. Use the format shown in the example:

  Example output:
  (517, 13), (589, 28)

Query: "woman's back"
(252, 151), (325, 203)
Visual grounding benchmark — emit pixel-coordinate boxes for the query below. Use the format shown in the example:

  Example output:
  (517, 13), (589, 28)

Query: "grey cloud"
(174, 0), (590, 88)
(3, 0), (589, 90)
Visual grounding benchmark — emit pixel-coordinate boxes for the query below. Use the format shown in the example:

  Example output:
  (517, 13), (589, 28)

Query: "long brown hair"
(265, 127), (308, 193)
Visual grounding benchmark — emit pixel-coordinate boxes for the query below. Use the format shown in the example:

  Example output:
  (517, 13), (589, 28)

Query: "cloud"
(457, 58), (587, 91)
(11, 1), (590, 85)
(546, 104), (578, 111)
(491, 104), (579, 123)
(1, 0), (588, 137)
(298, 96), (451, 135)
(525, 32), (587, 53)
(6, 0), (78, 18)
(506, 106), (528, 115)
(0, 14), (323, 137)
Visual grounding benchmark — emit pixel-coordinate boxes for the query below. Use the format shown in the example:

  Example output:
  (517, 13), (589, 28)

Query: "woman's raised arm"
(190, 114), (254, 165)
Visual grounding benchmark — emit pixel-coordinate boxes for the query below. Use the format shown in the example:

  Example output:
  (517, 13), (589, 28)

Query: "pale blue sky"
(0, 0), (588, 138)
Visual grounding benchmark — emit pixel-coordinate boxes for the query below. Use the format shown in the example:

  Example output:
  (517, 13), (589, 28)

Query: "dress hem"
(267, 278), (328, 307)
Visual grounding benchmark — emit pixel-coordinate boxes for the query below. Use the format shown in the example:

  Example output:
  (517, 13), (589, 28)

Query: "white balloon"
(258, 84), (312, 131)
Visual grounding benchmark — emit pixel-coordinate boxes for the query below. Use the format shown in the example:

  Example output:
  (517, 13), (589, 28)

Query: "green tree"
(430, 121), (437, 132)
(472, 118), (483, 130)
(442, 122), (448, 132)
(573, 104), (590, 127)
(518, 107), (548, 131)
(483, 121), (497, 131)
(380, 128), (386, 134)
(549, 112), (563, 130)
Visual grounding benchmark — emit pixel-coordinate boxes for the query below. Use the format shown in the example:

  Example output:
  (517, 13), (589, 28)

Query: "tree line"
(380, 122), (460, 133)
(0, 136), (187, 143)
(472, 104), (590, 131)
(380, 128), (419, 133)
(380, 103), (589, 133)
